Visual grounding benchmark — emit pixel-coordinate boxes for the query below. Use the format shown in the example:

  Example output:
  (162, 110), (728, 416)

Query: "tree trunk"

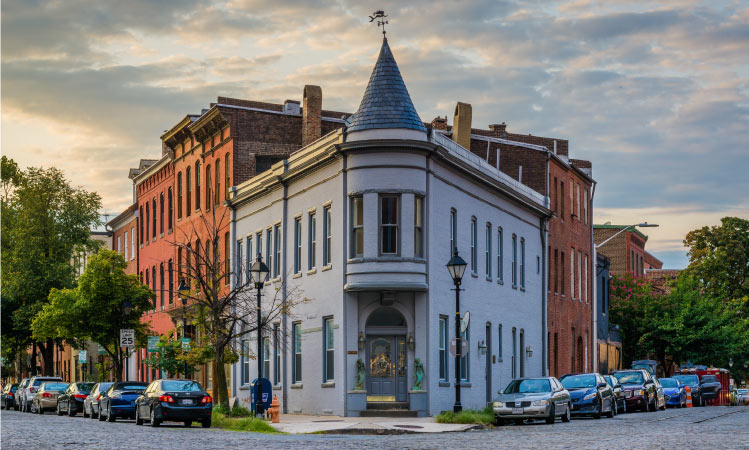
(37, 339), (55, 376)
(30, 342), (37, 377)
(214, 353), (229, 408)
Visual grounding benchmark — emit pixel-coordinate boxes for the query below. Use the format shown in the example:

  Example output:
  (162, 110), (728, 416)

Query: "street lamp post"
(121, 300), (132, 381)
(446, 250), (467, 414)
(249, 255), (270, 417)
(177, 279), (190, 378)
(595, 222), (659, 249)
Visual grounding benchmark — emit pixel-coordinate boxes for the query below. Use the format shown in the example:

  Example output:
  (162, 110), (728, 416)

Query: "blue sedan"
(98, 381), (149, 422)
(560, 373), (616, 419)
(659, 378), (686, 408)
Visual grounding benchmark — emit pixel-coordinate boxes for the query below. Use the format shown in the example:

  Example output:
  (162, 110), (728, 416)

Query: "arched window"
(224, 155), (230, 200)
(206, 165), (212, 212)
(177, 173), (183, 219)
(195, 161), (201, 210)
(186, 167), (192, 216)
(215, 160), (220, 205)
(159, 193), (164, 235)
(167, 187), (173, 231)
(145, 202), (150, 242)
(139, 206), (144, 244)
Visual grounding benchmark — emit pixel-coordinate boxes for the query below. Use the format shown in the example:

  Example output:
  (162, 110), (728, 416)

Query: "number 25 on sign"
(120, 329), (135, 348)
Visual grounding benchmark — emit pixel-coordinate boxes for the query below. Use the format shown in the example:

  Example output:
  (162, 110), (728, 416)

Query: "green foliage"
(144, 333), (210, 377)
(211, 410), (279, 433)
(213, 404), (252, 417)
(435, 407), (494, 425)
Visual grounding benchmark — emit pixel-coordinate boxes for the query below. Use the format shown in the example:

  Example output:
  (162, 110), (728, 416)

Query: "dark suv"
(673, 374), (703, 406)
(613, 369), (657, 412)
(698, 375), (722, 403)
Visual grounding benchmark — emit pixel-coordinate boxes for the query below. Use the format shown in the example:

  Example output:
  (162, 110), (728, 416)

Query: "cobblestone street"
(2, 407), (747, 449)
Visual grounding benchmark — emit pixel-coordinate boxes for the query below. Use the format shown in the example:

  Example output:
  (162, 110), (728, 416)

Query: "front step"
(359, 409), (418, 418)
(366, 401), (409, 410)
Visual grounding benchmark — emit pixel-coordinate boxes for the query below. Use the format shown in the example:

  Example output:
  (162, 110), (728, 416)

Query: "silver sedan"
(493, 377), (571, 425)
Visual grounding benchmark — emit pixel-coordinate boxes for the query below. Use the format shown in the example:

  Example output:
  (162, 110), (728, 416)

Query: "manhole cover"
(313, 419), (344, 423)
(394, 424), (423, 429)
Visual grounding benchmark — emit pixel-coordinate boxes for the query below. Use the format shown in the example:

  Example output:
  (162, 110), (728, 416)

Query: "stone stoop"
(359, 402), (418, 417)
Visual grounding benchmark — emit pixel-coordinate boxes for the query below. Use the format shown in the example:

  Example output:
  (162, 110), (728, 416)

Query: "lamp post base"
(453, 403), (462, 413)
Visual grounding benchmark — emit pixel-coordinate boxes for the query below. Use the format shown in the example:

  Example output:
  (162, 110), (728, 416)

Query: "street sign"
(449, 337), (469, 357)
(120, 329), (135, 348)
(181, 337), (191, 351)
(147, 336), (160, 353)
(78, 350), (87, 364)
(460, 311), (470, 334)
(97, 344), (107, 355)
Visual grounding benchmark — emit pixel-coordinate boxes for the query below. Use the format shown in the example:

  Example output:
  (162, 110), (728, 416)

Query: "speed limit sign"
(120, 329), (135, 348)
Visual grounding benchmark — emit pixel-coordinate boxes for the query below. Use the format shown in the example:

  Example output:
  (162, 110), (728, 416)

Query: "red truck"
(677, 368), (731, 406)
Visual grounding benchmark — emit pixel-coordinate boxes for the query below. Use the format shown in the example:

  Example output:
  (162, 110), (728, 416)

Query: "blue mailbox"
(250, 378), (272, 412)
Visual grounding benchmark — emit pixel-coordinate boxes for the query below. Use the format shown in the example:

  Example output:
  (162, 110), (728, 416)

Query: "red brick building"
(108, 204), (138, 275)
(593, 225), (663, 277)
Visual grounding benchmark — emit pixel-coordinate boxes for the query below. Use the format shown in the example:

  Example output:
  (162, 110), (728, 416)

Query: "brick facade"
(594, 226), (662, 278)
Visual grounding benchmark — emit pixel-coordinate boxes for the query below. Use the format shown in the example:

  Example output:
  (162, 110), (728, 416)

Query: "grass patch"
(212, 410), (281, 433)
(435, 406), (494, 425)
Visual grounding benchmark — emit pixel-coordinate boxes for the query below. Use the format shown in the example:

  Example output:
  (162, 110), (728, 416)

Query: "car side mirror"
(598, 382), (607, 388)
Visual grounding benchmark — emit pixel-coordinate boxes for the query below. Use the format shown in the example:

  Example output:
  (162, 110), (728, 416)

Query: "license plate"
(512, 407), (523, 414)
(181, 399), (193, 405)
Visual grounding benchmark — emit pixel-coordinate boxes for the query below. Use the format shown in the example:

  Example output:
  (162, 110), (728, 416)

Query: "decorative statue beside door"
(355, 358), (366, 391)
(413, 358), (424, 391)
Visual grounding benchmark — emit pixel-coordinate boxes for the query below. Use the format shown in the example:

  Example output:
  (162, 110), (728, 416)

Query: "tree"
(144, 333), (211, 378)
(31, 249), (154, 381)
(173, 208), (307, 407)
(684, 217), (749, 304)
(1, 160), (101, 376)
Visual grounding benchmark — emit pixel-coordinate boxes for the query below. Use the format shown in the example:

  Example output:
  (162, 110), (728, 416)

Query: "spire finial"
(369, 10), (388, 37)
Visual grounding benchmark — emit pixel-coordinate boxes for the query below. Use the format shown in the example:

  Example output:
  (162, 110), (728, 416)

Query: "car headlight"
(493, 401), (503, 408)
(532, 400), (549, 406)
(635, 390), (645, 396)
(583, 392), (597, 401)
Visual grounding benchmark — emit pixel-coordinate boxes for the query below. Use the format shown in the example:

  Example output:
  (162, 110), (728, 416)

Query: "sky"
(2, 0), (748, 269)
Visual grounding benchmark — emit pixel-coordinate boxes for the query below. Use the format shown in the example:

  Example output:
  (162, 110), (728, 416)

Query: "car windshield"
(738, 389), (748, 394)
(42, 383), (69, 391)
(613, 372), (644, 384)
(162, 381), (203, 392)
(560, 375), (597, 389)
(504, 379), (551, 394)
(659, 379), (678, 388)
(674, 375), (698, 385)
(77, 383), (95, 392)
(701, 375), (718, 383)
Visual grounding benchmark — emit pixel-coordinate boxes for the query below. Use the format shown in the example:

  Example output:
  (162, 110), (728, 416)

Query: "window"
(512, 234), (517, 287)
(512, 327), (517, 378)
(152, 198), (157, 240)
(195, 161), (201, 210)
(263, 338), (270, 380)
(571, 249), (576, 299)
(236, 239), (243, 284)
(519, 329), (525, 377)
(485, 223), (492, 277)
(117, 236), (122, 255)
(537, 255), (541, 274)
(224, 156), (230, 200)
(139, 207), (144, 244)
(553, 177), (558, 214)
(584, 254), (589, 303)
(520, 238), (526, 289)
(151, 266), (156, 310)
(323, 317), (334, 382)
(168, 259), (173, 305)
(351, 196), (364, 257)
(576, 184), (580, 220)
(215, 161), (220, 205)
(266, 229), (272, 281)
(167, 188), (173, 231)
(177, 248), (183, 283)
(308, 213), (316, 270)
(159, 263), (164, 309)
(241, 340), (250, 384)
(460, 323), (470, 381)
(130, 227), (135, 259)
(324, 206), (332, 266)
(292, 322), (302, 383)
(570, 179), (574, 218)
(583, 188), (589, 225)
(439, 316), (448, 381)
(497, 228), (503, 283)
(553, 249), (558, 293)
(206, 166), (212, 212)
(561, 251), (566, 295)
(159, 193), (164, 235)
(498, 324), (503, 360)
(560, 181), (565, 222)
(246, 236), (252, 285)
(177, 173), (183, 219)
(274, 225), (281, 277)
(470, 218), (477, 274)
(195, 239), (201, 279)
(414, 196), (424, 258)
(186, 167), (192, 216)
(124, 232), (129, 261)
(294, 217), (302, 274)
(273, 324), (281, 385)
(225, 232), (230, 284)
(578, 250), (583, 301)
(145, 203), (150, 242)
(449, 209), (457, 254)
(380, 195), (399, 255)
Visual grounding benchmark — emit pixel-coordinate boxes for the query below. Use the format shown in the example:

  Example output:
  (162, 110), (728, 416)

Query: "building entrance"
(364, 307), (408, 402)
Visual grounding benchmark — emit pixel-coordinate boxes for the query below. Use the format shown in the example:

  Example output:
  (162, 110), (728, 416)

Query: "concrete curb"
(314, 423), (485, 435)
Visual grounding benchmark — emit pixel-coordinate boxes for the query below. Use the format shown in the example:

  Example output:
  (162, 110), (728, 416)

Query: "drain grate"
(393, 424), (423, 429)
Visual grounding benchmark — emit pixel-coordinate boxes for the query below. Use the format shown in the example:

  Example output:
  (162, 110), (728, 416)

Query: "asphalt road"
(1, 406), (747, 449)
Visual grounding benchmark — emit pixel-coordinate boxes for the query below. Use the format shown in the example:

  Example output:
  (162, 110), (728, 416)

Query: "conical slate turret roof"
(346, 38), (426, 133)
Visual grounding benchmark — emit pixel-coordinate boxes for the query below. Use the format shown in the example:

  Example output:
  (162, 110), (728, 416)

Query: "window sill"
(455, 382), (472, 387)
(498, 280), (504, 285)
(306, 268), (317, 276)
(485, 276), (492, 282)
(272, 385), (282, 391)
(239, 385), (250, 391)
(512, 285), (518, 290)
(439, 381), (450, 387)
(290, 383), (303, 389)
(322, 264), (333, 272)
(293, 272), (302, 279)
(520, 287), (526, 292)
(497, 358), (503, 363)
(321, 382), (335, 388)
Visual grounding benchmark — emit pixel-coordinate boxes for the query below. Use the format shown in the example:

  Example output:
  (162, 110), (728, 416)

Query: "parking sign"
(78, 350), (87, 364)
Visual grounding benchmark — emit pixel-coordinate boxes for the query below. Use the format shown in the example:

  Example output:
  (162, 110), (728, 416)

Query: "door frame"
(365, 334), (407, 402)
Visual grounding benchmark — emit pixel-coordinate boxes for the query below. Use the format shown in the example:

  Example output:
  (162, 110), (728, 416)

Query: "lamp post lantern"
(177, 278), (190, 377)
(446, 250), (467, 413)
(249, 255), (270, 417)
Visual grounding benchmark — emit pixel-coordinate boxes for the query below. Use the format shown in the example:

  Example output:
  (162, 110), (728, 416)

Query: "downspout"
(281, 164), (289, 414)
(590, 180), (598, 373)
(340, 129), (349, 416)
(541, 151), (550, 376)
(230, 190), (237, 400)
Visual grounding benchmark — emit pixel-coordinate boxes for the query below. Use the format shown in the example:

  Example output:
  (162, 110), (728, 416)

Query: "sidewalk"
(271, 413), (481, 434)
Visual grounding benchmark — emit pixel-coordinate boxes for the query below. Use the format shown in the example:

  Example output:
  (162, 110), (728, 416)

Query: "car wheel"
(150, 408), (161, 427)
(609, 400), (616, 418)
(135, 407), (143, 426)
(83, 404), (90, 418)
(494, 417), (505, 426)
(184, 421), (192, 428)
(56, 403), (63, 416)
(545, 404), (556, 424)
(561, 404), (571, 423)
(201, 418), (211, 428)
(594, 399), (602, 419)
(514, 419), (525, 425)
(98, 407), (106, 421)
(68, 403), (76, 417)
(107, 407), (116, 422)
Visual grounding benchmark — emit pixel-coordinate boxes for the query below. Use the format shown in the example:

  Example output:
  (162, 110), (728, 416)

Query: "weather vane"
(369, 10), (388, 37)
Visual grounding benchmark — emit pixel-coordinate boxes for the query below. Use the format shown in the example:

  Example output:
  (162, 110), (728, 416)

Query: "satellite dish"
(460, 311), (470, 334)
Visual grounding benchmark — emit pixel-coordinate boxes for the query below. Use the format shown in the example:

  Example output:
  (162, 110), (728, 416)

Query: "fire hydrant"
(268, 394), (280, 423)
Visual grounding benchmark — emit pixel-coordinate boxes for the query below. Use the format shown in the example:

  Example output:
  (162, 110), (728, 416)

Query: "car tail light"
(41, 393), (52, 398)
(158, 395), (174, 403)
(8, 394), (13, 398)
(29, 387), (37, 393)
(74, 394), (87, 400)
(200, 395), (212, 404)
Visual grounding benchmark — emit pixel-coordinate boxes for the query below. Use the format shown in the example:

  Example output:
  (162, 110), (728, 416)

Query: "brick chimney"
(452, 102), (472, 149)
(431, 116), (448, 131)
(489, 122), (507, 138)
(302, 85), (322, 147)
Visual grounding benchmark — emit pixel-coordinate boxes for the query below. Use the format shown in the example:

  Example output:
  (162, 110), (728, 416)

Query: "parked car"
(603, 375), (627, 414)
(734, 388), (749, 406)
(83, 382), (113, 419)
(134, 379), (213, 428)
(1, 383), (18, 410)
(56, 382), (95, 416)
(659, 378), (686, 408)
(632, 360), (657, 376)
(31, 381), (69, 414)
(673, 374), (703, 406)
(15, 378), (30, 411)
(21, 376), (63, 412)
(98, 381), (149, 422)
(613, 369), (658, 412)
(653, 378), (666, 410)
(699, 374), (722, 403)
(492, 377), (571, 425)
(560, 373), (615, 419)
